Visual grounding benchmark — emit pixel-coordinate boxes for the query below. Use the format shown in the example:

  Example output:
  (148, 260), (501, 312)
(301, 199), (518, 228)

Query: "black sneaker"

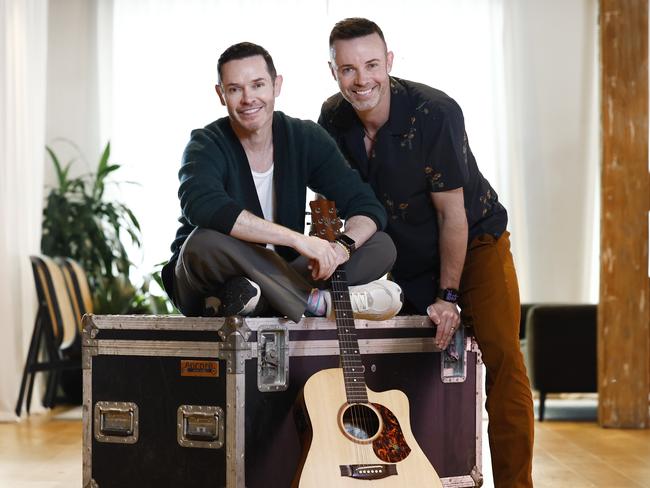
(205, 276), (267, 317)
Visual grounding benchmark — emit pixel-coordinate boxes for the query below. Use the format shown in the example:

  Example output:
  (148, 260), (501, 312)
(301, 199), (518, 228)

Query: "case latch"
(177, 405), (224, 449)
(257, 325), (289, 391)
(441, 326), (468, 383)
(94, 401), (139, 444)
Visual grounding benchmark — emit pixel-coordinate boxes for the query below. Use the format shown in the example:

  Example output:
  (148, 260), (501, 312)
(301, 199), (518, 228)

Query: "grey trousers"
(172, 228), (396, 322)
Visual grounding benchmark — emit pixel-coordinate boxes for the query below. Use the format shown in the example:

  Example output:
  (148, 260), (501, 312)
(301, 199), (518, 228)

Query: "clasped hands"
(296, 235), (349, 281)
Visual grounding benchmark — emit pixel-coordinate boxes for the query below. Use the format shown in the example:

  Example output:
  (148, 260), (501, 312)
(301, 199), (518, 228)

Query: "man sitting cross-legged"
(161, 42), (402, 322)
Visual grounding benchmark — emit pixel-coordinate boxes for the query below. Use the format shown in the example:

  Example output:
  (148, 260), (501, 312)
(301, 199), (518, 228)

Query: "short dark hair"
(217, 42), (277, 84)
(329, 17), (386, 47)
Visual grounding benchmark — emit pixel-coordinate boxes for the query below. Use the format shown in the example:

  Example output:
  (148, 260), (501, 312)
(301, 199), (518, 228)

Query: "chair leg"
(49, 370), (62, 408)
(43, 316), (62, 409)
(25, 371), (36, 415)
(15, 311), (44, 417)
(43, 376), (54, 409)
(539, 391), (547, 421)
(43, 352), (61, 409)
(25, 313), (48, 414)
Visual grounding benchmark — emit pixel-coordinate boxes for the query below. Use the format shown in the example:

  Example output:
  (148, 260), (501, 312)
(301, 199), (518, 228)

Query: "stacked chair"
(58, 257), (95, 402)
(15, 255), (92, 416)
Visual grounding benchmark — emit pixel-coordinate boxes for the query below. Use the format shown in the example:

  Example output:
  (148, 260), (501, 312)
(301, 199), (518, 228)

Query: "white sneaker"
(325, 280), (403, 321)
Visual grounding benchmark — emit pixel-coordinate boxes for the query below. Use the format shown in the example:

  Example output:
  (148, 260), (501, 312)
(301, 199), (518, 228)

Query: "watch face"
(337, 234), (356, 248)
(439, 288), (459, 303)
(335, 234), (356, 254)
(446, 290), (459, 301)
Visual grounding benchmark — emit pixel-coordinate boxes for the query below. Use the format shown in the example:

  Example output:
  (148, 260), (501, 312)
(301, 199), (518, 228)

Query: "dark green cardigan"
(168, 111), (387, 266)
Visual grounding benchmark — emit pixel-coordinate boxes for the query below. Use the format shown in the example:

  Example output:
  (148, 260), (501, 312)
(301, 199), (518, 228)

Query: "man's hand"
(427, 299), (460, 350)
(308, 242), (350, 280)
(294, 235), (340, 280)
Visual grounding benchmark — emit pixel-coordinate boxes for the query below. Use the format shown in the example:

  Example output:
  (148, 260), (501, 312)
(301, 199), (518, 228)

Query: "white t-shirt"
(251, 164), (275, 250)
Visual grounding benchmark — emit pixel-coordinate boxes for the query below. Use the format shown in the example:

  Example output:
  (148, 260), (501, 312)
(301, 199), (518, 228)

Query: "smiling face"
(329, 33), (393, 116)
(216, 55), (282, 135)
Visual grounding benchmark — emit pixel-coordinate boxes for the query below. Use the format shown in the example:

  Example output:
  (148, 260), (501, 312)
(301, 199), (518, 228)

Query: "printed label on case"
(180, 360), (219, 377)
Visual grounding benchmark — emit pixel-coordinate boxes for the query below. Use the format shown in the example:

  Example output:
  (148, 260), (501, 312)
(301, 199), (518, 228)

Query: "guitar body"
(296, 368), (442, 488)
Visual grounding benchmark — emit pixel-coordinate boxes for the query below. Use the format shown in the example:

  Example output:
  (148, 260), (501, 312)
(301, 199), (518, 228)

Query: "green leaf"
(46, 145), (72, 192)
(97, 141), (111, 175)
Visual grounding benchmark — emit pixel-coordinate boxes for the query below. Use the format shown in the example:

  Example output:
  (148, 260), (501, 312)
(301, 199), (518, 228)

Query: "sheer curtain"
(502, 0), (599, 302)
(0, 0), (49, 421)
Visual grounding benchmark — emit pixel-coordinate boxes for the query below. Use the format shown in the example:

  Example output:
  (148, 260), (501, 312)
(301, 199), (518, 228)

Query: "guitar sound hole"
(341, 404), (380, 441)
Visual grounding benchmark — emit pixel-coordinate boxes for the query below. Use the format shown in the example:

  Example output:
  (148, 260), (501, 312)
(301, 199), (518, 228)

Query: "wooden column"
(599, 0), (650, 428)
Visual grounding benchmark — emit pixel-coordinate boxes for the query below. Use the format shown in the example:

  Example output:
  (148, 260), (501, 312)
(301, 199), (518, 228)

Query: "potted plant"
(41, 140), (174, 314)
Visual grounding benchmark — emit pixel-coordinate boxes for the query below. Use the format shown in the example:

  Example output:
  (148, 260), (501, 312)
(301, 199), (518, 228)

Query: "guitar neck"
(330, 267), (368, 404)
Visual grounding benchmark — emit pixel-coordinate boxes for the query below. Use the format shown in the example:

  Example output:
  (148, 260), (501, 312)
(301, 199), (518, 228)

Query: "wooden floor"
(531, 420), (650, 487)
(1, 400), (649, 487)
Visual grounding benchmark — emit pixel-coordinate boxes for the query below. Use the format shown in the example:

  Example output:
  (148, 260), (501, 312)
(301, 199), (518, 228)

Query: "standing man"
(319, 18), (534, 487)
(161, 42), (403, 323)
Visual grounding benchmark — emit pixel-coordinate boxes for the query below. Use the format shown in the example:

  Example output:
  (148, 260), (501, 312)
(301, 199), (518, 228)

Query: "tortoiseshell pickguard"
(371, 403), (411, 462)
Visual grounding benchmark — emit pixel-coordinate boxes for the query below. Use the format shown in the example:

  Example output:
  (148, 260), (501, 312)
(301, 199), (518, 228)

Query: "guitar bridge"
(340, 464), (397, 480)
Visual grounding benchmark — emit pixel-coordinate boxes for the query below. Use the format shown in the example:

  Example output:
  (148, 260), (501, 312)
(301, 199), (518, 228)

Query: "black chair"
(57, 257), (94, 402)
(524, 304), (598, 421)
(15, 255), (82, 416)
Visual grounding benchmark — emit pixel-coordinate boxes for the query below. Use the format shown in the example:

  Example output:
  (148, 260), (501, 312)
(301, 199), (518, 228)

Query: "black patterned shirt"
(319, 77), (507, 301)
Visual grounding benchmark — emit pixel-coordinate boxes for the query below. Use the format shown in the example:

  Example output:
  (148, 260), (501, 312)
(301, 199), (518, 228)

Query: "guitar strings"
(331, 269), (364, 464)
(331, 269), (357, 462)
(332, 267), (371, 465)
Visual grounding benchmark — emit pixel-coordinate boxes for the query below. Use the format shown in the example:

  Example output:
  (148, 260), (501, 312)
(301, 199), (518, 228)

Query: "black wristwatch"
(335, 234), (356, 256)
(438, 288), (460, 304)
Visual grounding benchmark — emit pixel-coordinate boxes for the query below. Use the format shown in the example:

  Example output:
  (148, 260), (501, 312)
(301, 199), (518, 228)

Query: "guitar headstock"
(309, 199), (342, 243)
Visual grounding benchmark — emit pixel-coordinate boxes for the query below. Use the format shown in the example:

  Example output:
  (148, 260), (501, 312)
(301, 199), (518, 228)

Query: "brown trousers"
(459, 232), (534, 488)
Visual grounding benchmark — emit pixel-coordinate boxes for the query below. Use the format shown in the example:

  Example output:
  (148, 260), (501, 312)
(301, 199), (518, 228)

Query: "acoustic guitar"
(293, 199), (442, 487)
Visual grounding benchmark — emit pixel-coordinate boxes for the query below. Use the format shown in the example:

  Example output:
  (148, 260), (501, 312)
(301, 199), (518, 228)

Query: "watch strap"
(437, 287), (460, 304)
